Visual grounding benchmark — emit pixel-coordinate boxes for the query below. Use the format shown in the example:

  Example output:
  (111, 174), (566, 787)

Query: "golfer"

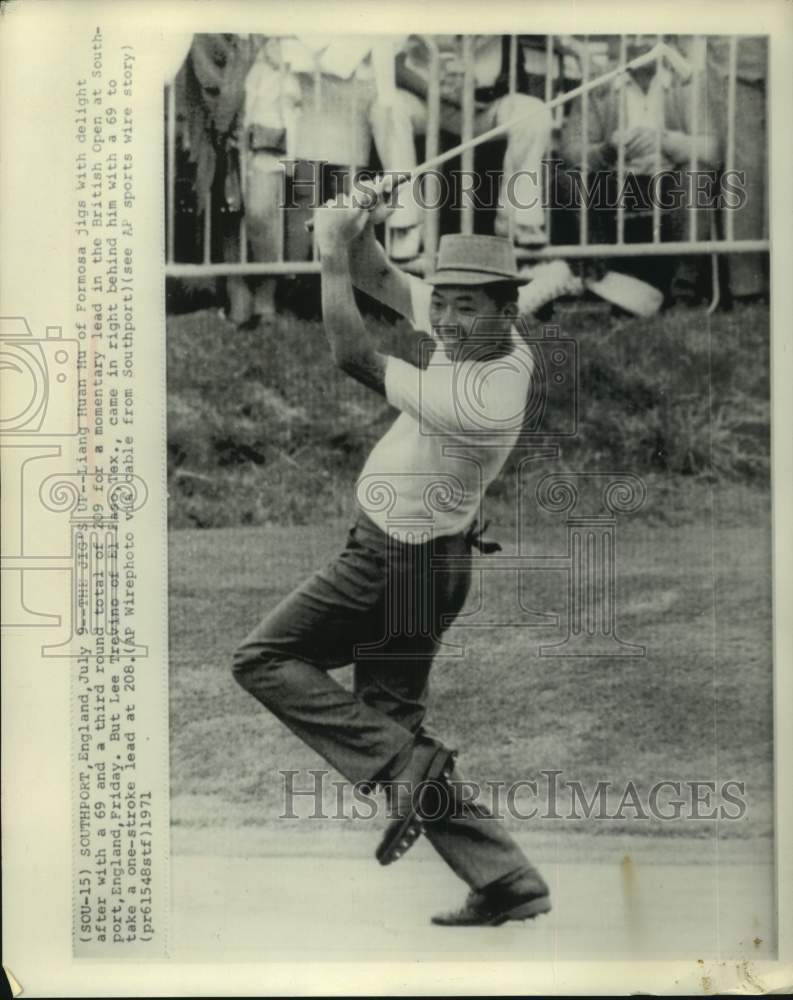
(232, 189), (551, 926)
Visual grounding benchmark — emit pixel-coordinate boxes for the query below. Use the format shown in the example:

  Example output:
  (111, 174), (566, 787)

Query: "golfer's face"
(430, 286), (502, 360)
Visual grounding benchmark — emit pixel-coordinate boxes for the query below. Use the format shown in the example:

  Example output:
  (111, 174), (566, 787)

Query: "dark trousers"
(232, 509), (544, 892)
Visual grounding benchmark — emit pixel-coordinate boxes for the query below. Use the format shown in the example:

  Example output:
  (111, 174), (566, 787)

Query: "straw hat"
(426, 234), (530, 287)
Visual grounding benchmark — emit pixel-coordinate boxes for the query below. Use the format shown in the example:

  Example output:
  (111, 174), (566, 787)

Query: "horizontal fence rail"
(164, 34), (768, 285)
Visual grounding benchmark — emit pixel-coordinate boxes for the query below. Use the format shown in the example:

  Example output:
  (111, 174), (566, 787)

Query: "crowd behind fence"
(164, 34), (769, 313)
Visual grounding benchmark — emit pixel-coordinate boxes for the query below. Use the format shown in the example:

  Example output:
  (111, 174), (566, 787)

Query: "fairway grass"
(168, 474), (773, 849)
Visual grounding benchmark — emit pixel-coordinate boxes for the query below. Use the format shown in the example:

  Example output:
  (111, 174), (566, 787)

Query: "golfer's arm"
(321, 245), (388, 396)
(347, 222), (414, 319)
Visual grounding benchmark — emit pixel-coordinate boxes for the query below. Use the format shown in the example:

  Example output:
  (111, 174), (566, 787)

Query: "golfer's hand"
(353, 175), (401, 226)
(313, 193), (371, 254)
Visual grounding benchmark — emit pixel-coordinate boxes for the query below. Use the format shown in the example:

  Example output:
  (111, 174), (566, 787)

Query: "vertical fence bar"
(544, 34), (553, 242)
(276, 163), (286, 263)
(616, 35), (626, 245)
(651, 41), (663, 244)
(166, 83), (176, 263)
(311, 55), (322, 261)
(763, 38), (769, 240)
(238, 35), (250, 265)
(239, 148), (248, 264)
(277, 38), (286, 263)
(203, 191), (211, 264)
(725, 34), (738, 243)
(423, 36), (441, 271)
(507, 35), (518, 243)
(461, 35), (475, 235)
(349, 57), (373, 255)
(579, 36), (590, 246)
(688, 36), (700, 242)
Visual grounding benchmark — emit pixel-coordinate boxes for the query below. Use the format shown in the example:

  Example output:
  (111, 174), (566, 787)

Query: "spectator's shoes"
(517, 260), (583, 316)
(431, 881), (552, 927)
(585, 270), (663, 317)
(513, 223), (548, 249)
(375, 739), (457, 866)
(495, 218), (548, 249)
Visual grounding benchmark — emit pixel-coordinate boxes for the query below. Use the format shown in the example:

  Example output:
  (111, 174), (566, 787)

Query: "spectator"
(174, 33), (258, 325)
(175, 35), (426, 322)
(239, 37), (302, 319)
(264, 35), (423, 264)
(394, 35), (553, 250)
(558, 35), (719, 305)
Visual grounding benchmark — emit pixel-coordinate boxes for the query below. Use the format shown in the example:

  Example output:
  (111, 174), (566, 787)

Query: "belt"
(464, 519), (502, 554)
(353, 509), (502, 553)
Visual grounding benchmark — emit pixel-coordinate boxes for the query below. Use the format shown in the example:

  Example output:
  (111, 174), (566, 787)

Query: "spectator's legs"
(216, 156), (254, 326)
(243, 150), (284, 318)
(368, 89), (426, 261)
(477, 94), (551, 245)
(283, 159), (318, 263)
(726, 81), (768, 299)
(240, 55), (297, 321)
(225, 273), (254, 326)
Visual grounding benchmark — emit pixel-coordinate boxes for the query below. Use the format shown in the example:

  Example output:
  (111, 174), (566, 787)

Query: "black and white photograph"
(165, 27), (775, 965)
(1, 2), (792, 996)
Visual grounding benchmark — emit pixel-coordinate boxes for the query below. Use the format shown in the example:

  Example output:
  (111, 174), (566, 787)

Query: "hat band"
(434, 263), (519, 278)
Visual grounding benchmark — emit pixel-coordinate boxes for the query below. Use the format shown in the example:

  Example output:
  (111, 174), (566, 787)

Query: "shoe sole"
(375, 746), (457, 866)
(490, 896), (552, 926)
(431, 896), (552, 927)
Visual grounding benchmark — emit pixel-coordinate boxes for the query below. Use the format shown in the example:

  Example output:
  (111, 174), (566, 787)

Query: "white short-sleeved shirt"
(356, 276), (534, 541)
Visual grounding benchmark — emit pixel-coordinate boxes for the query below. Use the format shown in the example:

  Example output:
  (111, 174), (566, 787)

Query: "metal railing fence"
(165, 34), (768, 297)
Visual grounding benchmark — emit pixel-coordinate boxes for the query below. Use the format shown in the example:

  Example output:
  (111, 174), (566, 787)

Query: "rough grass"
(165, 300), (770, 528)
(168, 474), (773, 841)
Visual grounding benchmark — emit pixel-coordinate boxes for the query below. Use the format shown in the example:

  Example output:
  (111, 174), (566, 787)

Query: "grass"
(165, 300), (770, 528)
(168, 474), (773, 842)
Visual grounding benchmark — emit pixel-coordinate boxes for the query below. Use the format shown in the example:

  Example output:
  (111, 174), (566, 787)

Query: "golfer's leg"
(355, 535), (543, 892)
(232, 544), (415, 785)
(356, 646), (540, 890)
(354, 654), (432, 735)
(425, 767), (546, 891)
